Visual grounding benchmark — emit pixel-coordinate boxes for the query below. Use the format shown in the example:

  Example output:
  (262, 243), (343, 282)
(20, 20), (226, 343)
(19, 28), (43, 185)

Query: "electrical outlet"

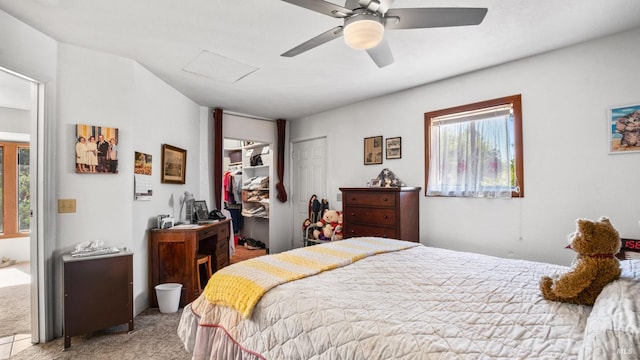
(336, 193), (342, 202)
(58, 199), (77, 213)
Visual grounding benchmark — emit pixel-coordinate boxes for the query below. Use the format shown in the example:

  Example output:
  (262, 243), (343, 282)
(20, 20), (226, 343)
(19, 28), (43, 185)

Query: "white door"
(292, 137), (327, 248)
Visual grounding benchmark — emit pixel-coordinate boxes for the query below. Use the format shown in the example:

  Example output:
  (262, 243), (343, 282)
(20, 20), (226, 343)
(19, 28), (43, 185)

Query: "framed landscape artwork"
(609, 103), (640, 154)
(161, 144), (186, 184)
(134, 151), (152, 175)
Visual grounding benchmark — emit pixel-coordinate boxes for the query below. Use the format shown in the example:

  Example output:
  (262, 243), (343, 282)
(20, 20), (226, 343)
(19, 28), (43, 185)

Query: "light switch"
(58, 199), (76, 213)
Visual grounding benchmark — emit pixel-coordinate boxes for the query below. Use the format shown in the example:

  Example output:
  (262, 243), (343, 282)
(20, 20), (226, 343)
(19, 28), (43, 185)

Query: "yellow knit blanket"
(203, 237), (420, 318)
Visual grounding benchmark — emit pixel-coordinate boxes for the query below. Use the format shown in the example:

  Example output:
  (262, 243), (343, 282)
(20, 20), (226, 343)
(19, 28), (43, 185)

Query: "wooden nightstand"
(63, 251), (133, 349)
(340, 187), (420, 242)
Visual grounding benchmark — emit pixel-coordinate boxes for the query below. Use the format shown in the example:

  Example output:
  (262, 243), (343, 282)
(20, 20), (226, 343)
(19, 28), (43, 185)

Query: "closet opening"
(223, 138), (271, 255)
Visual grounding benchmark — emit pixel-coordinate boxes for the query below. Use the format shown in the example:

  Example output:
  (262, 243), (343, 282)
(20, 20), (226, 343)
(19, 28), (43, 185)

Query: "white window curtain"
(427, 105), (514, 198)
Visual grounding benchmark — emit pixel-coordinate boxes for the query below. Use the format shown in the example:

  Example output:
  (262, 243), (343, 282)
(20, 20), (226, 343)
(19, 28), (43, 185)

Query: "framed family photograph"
(364, 136), (383, 165)
(386, 137), (402, 159)
(75, 123), (119, 174)
(161, 144), (187, 184)
(609, 103), (640, 154)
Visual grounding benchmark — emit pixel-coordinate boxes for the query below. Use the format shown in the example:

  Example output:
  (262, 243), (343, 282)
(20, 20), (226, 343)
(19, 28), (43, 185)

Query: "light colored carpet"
(0, 260), (31, 338)
(0, 283), (30, 338)
(12, 308), (190, 360)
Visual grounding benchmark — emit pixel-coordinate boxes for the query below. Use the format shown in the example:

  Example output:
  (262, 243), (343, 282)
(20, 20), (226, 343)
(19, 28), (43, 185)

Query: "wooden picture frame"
(386, 137), (401, 159)
(161, 144), (186, 184)
(364, 136), (383, 165)
(608, 102), (640, 154)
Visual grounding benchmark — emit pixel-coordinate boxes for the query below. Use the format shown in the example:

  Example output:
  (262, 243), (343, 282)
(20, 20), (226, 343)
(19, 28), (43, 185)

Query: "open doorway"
(0, 68), (37, 356)
(223, 138), (270, 256)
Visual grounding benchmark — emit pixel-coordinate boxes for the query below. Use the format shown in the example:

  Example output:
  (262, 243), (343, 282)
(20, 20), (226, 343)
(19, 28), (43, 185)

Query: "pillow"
(579, 277), (640, 359)
(620, 259), (640, 278)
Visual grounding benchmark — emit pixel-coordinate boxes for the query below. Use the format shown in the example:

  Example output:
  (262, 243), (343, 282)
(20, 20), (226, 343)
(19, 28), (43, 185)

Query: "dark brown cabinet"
(340, 187), (421, 242)
(63, 251), (133, 349)
(149, 220), (231, 307)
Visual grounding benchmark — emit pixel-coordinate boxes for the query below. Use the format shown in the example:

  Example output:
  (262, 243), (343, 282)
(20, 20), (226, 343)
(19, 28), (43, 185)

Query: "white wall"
(56, 43), (203, 322)
(291, 27), (640, 266)
(0, 108), (30, 132)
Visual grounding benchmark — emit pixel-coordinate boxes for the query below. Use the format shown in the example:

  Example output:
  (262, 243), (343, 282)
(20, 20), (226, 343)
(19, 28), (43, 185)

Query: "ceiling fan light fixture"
(343, 15), (384, 50)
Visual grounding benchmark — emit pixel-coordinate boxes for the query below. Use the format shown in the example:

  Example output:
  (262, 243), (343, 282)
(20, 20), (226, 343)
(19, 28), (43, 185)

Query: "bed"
(178, 237), (640, 359)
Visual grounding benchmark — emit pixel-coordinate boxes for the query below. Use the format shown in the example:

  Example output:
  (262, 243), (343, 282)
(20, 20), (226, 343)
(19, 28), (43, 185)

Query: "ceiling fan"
(280, 0), (488, 68)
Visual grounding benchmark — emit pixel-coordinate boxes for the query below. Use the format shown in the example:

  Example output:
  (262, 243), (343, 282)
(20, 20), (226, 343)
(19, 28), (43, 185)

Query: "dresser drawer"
(217, 224), (229, 239)
(216, 237), (228, 252)
(343, 192), (396, 208)
(345, 223), (397, 239)
(216, 254), (230, 269)
(199, 227), (218, 240)
(344, 206), (396, 226)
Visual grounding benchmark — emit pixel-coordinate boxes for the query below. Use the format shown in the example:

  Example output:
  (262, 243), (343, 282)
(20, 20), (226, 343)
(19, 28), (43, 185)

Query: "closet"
(223, 138), (271, 251)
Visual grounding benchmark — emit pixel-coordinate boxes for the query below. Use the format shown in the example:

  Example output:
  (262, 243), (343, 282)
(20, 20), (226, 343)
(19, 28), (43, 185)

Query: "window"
(0, 142), (30, 238)
(424, 94), (523, 198)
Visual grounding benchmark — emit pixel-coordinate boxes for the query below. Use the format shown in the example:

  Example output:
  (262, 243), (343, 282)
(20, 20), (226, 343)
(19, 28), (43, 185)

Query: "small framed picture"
(386, 137), (401, 159)
(608, 103), (640, 154)
(193, 200), (209, 221)
(364, 136), (383, 165)
(161, 144), (187, 184)
(370, 179), (381, 187)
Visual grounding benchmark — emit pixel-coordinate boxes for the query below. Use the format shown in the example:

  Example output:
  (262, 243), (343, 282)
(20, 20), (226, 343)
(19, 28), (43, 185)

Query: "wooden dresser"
(340, 187), (421, 243)
(149, 219), (231, 307)
(63, 251), (133, 348)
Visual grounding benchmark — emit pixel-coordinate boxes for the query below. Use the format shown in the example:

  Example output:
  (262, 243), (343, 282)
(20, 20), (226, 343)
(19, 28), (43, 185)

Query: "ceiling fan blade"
(385, 8), (488, 30)
(281, 26), (344, 57)
(281, 0), (352, 18)
(366, 38), (394, 68)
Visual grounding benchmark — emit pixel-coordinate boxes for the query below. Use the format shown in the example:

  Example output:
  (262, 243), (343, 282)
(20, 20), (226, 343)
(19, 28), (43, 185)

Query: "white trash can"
(155, 283), (183, 313)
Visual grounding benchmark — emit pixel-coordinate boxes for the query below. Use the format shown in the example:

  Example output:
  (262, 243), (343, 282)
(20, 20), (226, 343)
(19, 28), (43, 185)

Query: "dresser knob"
(383, 215), (388, 219)
(350, 213), (355, 216)
(383, 198), (388, 202)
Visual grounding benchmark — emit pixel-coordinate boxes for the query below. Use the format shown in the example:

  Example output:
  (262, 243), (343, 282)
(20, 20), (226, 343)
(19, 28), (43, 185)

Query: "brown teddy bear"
(540, 217), (621, 306)
(313, 209), (343, 241)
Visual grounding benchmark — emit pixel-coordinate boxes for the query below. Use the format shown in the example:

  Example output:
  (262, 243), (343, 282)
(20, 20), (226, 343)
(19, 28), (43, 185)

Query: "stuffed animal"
(313, 209), (343, 241)
(540, 217), (621, 306)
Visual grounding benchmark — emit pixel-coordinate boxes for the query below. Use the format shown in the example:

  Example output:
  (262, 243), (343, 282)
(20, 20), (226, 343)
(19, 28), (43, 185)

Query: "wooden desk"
(149, 219), (230, 307)
(63, 251), (133, 349)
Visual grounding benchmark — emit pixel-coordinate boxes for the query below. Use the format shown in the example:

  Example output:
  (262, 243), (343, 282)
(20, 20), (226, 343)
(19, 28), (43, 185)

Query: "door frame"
(0, 66), (44, 342)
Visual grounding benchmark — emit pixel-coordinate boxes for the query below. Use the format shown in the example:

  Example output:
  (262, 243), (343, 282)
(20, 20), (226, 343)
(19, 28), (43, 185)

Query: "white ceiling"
(1, 0), (639, 120)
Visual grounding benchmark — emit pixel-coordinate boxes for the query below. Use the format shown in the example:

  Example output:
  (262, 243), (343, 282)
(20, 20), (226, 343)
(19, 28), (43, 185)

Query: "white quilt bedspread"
(180, 241), (593, 359)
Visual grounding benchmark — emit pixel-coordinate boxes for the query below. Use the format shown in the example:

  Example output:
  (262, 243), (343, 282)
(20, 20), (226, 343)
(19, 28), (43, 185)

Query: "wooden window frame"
(424, 94), (524, 198)
(1, 141), (30, 239)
